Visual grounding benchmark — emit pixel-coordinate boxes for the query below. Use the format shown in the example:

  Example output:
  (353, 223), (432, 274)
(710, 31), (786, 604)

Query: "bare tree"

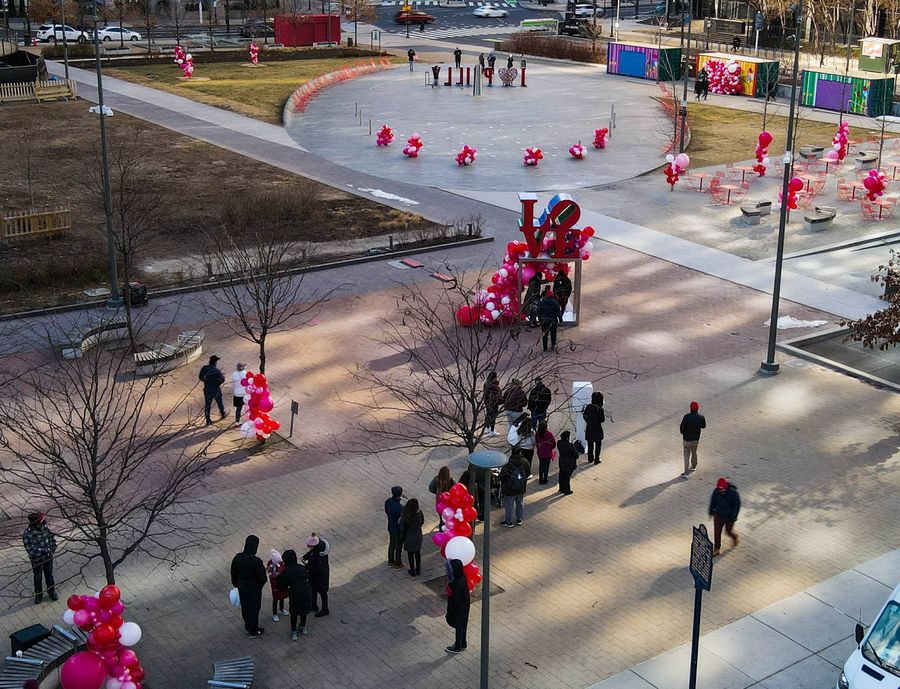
(842, 250), (900, 350)
(17, 120), (39, 213)
(342, 267), (638, 459)
(135, 0), (158, 54)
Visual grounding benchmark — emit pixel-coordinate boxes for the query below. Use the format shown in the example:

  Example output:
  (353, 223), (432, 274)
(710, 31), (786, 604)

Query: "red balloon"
(132, 667), (145, 682)
(759, 131), (773, 147)
(99, 584), (121, 608)
(455, 305), (477, 327)
(109, 615), (123, 629)
(462, 506), (477, 522)
(67, 595), (83, 611)
(455, 522), (473, 538)
(92, 624), (115, 645)
(788, 177), (804, 192)
(438, 491), (451, 503)
(449, 483), (468, 500)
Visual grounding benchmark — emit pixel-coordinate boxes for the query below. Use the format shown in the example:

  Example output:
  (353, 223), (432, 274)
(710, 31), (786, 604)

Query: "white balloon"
(491, 309), (501, 319)
(444, 536), (476, 566)
(485, 302), (495, 311)
(763, 157), (770, 165)
(63, 609), (76, 625)
(455, 508), (464, 521)
(666, 154), (675, 163)
(118, 622), (142, 646)
(585, 242), (594, 252)
(105, 678), (123, 689)
(727, 62), (738, 73)
(499, 269), (508, 278)
(501, 296), (510, 305)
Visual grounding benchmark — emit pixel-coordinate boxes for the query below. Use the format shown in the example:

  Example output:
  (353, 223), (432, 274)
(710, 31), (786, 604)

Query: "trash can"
(347, 37), (354, 47)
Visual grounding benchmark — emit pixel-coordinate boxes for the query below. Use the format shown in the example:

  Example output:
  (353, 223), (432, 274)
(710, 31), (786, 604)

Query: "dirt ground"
(0, 100), (435, 312)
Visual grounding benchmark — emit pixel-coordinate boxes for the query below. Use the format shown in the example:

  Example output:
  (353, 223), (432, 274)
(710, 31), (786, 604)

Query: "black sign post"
(289, 400), (299, 438)
(688, 524), (714, 689)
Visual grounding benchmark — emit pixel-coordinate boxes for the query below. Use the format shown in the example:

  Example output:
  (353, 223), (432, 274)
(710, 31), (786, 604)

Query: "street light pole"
(58, 0), (69, 79)
(760, 1), (802, 375)
(678, 1), (692, 152)
(91, 0), (123, 309)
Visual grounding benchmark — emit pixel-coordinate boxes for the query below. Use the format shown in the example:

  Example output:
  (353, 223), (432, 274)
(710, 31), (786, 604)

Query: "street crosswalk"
(386, 23), (521, 38)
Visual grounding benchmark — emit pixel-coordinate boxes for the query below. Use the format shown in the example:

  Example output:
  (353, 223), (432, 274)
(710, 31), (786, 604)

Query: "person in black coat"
(445, 559), (470, 653)
(557, 430), (578, 495)
(384, 486), (404, 568)
(582, 391), (605, 465)
(276, 549), (312, 640)
(454, 47), (462, 68)
(527, 377), (552, 430)
(199, 355), (226, 425)
(680, 400), (707, 477)
(694, 68), (709, 101)
(522, 273), (543, 326)
(536, 289), (563, 352)
(400, 499), (425, 576)
(230, 534), (268, 637)
(709, 478), (740, 555)
(302, 534), (330, 617)
(552, 269), (573, 314)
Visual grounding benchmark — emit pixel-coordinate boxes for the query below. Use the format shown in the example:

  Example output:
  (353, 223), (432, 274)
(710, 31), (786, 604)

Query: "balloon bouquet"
(523, 147), (543, 167)
(173, 46), (193, 79)
(402, 133), (423, 158)
(568, 143), (587, 159)
(455, 145), (477, 166)
(249, 41), (259, 65)
(707, 59), (741, 95)
(432, 483), (481, 592)
(831, 121), (851, 162)
(863, 169), (887, 201)
(663, 152), (690, 190)
(238, 371), (281, 442)
(754, 130), (773, 176)
(593, 127), (609, 149)
(376, 124), (395, 147)
(780, 176), (804, 211)
(60, 586), (145, 689)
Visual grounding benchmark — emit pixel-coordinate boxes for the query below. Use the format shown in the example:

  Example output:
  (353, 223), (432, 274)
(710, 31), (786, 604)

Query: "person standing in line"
(553, 269), (572, 315)
(537, 288), (563, 352)
(23, 513), (56, 604)
(502, 378), (527, 427)
(199, 355), (226, 425)
(527, 377), (552, 430)
(454, 47), (462, 68)
(232, 362), (247, 426)
(582, 391), (605, 465)
(680, 401), (707, 478)
(276, 550), (312, 641)
(478, 52), (485, 72)
(429, 466), (455, 528)
(385, 486), (405, 569)
(708, 478), (740, 556)
(522, 272), (544, 326)
(266, 550), (288, 621)
(303, 533), (330, 617)
(534, 421), (557, 485)
(509, 413), (534, 476)
(407, 48), (416, 71)
(499, 450), (529, 527)
(231, 535), (267, 638)
(487, 52), (496, 71)
(400, 499), (424, 577)
(483, 371), (502, 437)
(444, 558), (470, 653)
(557, 431), (578, 495)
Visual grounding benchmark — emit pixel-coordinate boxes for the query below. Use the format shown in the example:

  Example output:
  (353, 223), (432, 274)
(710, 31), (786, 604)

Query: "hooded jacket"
(557, 438), (578, 472)
(709, 483), (741, 522)
(231, 535), (267, 590)
(276, 550), (312, 614)
(537, 295), (562, 323)
(445, 559), (470, 629)
(400, 508), (425, 553)
(385, 487), (404, 535)
(582, 403), (605, 441)
(302, 539), (330, 592)
(499, 454), (530, 496)
(527, 382), (552, 416)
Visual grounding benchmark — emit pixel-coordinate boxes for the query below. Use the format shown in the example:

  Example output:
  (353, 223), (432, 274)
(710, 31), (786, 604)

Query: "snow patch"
(764, 315), (829, 329)
(357, 188), (420, 206)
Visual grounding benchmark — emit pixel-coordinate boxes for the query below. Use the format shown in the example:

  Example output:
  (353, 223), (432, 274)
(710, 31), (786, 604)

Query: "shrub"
(41, 43), (96, 59)
(497, 33), (604, 63)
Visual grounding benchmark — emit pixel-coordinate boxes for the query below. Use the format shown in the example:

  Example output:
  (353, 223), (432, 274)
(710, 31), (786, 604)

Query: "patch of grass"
(105, 56), (403, 124)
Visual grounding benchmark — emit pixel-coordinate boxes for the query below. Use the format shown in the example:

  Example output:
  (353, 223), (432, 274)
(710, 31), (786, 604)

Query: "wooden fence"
(1, 209), (72, 242)
(0, 79), (77, 104)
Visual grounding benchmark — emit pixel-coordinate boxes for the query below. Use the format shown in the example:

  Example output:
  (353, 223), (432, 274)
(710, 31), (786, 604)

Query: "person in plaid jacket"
(23, 513), (57, 604)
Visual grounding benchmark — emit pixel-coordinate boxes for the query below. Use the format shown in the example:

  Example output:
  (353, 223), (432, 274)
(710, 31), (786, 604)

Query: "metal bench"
(803, 205), (837, 232)
(134, 330), (204, 377)
(209, 656), (254, 688)
(60, 316), (128, 359)
(856, 152), (878, 170)
(0, 625), (87, 689)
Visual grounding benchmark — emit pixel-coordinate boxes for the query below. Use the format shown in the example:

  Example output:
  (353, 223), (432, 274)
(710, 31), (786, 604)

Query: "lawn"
(105, 56), (403, 124)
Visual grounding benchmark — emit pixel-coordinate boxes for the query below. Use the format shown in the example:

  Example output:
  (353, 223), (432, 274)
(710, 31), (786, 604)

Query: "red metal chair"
(836, 178), (854, 202)
(860, 198), (879, 221)
(724, 161), (741, 182)
(729, 182), (751, 204)
(709, 177), (728, 205)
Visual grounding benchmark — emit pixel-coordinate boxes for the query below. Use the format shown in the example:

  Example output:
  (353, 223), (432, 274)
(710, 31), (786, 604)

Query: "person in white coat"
(232, 363), (247, 425)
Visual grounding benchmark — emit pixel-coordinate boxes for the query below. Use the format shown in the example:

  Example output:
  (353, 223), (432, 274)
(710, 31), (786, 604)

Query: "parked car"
(394, 10), (435, 25)
(472, 5), (509, 17)
(838, 583), (900, 689)
(36, 23), (89, 44)
(239, 23), (275, 38)
(95, 26), (142, 41)
(573, 3), (604, 17)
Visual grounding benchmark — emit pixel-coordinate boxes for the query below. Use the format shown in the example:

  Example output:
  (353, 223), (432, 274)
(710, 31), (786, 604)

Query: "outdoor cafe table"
(692, 172), (711, 191)
(719, 184), (739, 204)
(873, 197), (896, 219)
(735, 165), (757, 183)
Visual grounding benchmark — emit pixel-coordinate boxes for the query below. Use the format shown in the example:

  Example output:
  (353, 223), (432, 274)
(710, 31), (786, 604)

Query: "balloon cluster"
(456, 144), (477, 166)
(863, 169), (887, 200)
(593, 127), (609, 149)
(780, 176), (804, 210)
(249, 41), (259, 65)
(60, 586), (145, 689)
(754, 130), (773, 176)
(173, 46), (193, 79)
(663, 152), (690, 189)
(831, 121), (850, 162)
(402, 133), (423, 158)
(431, 483), (481, 592)
(237, 371), (281, 442)
(569, 143), (586, 159)
(707, 59), (741, 95)
(376, 124), (395, 147)
(523, 147), (543, 167)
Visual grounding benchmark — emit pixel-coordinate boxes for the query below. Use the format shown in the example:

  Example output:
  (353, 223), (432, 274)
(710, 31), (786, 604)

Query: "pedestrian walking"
(231, 535), (267, 638)
(582, 391), (605, 465)
(537, 288), (562, 352)
(508, 413), (534, 475)
(199, 355), (226, 425)
(680, 400), (707, 478)
(444, 558), (470, 653)
(499, 451), (529, 527)
(276, 550), (312, 641)
(709, 478), (740, 556)
(232, 362), (246, 425)
(487, 52), (496, 70)
(385, 486), (404, 569)
(454, 47), (462, 68)
(557, 431), (578, 495)
(501, 378), (527, 427)
(478, 52), (485, 71)
(302, 533), (330, 617)
(483, 371), (502, 436)
(407, 48), (416, 71)
(534, 421), (557, 485)
(266, 550), (288, 621)
(419, 20), (425, 32)
(694, 67), (709, 100)
(400, 499), (424, 576)
(507, 54), (513, 69)
(527, 376), (552, 429)
(553, 269), (572, 315)
(23, 513), (56, 605)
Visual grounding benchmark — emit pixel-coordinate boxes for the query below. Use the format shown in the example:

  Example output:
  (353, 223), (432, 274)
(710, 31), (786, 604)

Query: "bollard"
(445, 66), (453, 86)
(485, 67), (494, 87)
(389, 234), (394, 250)
(465, 66), (471, 86)
(355, 101), (358, 116)
(369, 117), (372, 136)
(457, 68), (464, 87)
(359, 110), (363, 125)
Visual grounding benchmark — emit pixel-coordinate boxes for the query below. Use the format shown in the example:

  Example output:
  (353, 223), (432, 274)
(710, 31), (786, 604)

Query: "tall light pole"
(760, 1), (802, 375)
(58, 0), (69, 79)
(468, 450), (508, 689)
(678, 0), (692, 152)
(91, 0), (123, 309)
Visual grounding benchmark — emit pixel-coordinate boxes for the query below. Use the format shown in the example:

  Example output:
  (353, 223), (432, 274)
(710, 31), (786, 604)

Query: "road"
(374, 2), (550, 44)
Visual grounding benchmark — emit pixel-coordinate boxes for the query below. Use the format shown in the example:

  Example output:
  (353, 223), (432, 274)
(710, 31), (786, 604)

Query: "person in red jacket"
(534, 421), (557, 485)
(709, 478), (740, 556)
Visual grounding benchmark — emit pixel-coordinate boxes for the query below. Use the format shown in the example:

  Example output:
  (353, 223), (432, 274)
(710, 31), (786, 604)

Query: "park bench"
(799, 145), (824, 161)
(133, 330), (204, 376)
(34, 80), (77, 102)
(0, 625), (87, 689)
(739, 199), (772, 225)
(856, 152), (878, 170)
(803, 205), (837, 232)
(208, 656), (254, 688)
(60, 316), (128, 359)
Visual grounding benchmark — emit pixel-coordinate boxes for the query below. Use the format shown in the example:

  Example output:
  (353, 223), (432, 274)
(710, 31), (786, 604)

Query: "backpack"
(573, 439), (585, 456)
(504, 464), (527, 494)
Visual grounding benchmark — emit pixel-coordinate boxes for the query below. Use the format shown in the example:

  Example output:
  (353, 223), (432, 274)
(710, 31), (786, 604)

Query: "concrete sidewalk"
(589, 548), (900, 689)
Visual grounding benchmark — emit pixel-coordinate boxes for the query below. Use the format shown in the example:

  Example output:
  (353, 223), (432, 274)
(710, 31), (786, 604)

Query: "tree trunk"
(122, 263), (137, 353)
(98, 538), (116, 584)
(258, 336), (266, 373)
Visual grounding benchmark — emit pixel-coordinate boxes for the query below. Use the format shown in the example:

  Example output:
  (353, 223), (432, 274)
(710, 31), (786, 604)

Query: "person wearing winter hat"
(232, 363), (247, 426)
(276, 549), (313, 641)
(708, 478), (740, 556)
(444, 559), (470, 653)
(679, 401), (707, 478)
(384, 486), (405, 569)
(266, 549), (288, 621)
(302, 533), (330, 617)
(230, 535), (267, 637)
(23, 512), (57, 604)
(198, 355), (226, 425)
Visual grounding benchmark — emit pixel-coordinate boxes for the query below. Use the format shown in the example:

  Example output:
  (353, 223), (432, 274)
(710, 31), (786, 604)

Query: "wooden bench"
(134, 330), (204, 376)
(803, 205), (837, 232)
(209, 656), (255, 688)
(34, 80), (77, 102)
(856, 152), (878, 170)
(60, 316), (128, 359)
(0, 625), (87, 689)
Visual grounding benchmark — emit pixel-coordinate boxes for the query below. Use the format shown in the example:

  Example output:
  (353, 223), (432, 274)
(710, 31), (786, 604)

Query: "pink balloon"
(73, 609), (91, 627)
(110, 601), (125, 615)
(83, 597), (99, 611)
(119, 650), (138, 668)
(60, 652), (107, 689)
(97, 609), (112, 623)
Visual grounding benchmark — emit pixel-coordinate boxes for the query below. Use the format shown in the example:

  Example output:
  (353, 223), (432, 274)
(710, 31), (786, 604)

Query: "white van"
(838, 582), (900, 689)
